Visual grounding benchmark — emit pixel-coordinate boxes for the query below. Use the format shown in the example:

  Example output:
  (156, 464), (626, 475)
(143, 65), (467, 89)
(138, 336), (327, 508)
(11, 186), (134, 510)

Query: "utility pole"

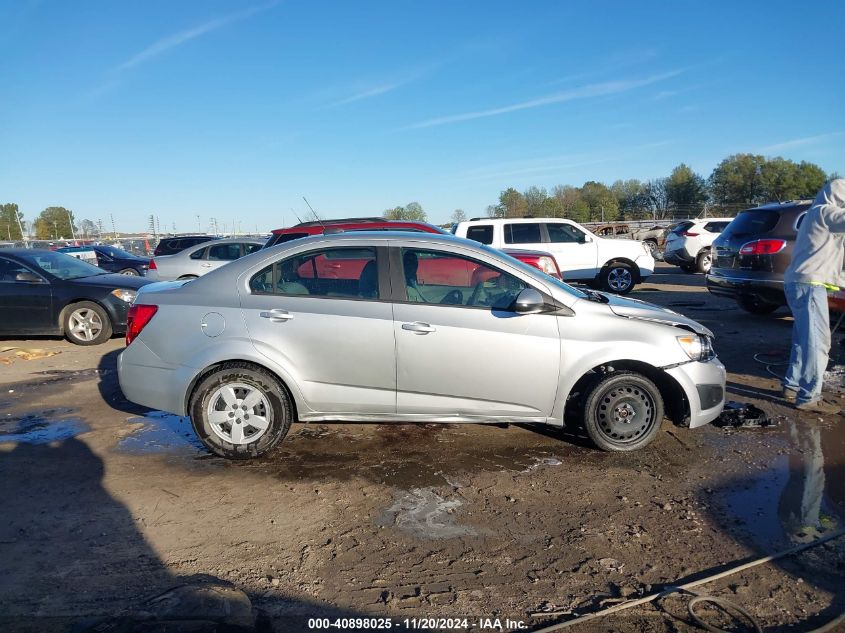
(110, 214), (117, 239)
(66, 208), (77, 242)
(196, 214), (201, 234)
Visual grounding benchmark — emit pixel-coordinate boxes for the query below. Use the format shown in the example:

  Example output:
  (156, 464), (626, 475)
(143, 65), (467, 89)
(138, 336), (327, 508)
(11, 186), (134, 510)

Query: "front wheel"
(63, 301), (113, 345)
(599, 262), (636, 294)
(581, 371), (664, 451)
(189, 364), (293, 459)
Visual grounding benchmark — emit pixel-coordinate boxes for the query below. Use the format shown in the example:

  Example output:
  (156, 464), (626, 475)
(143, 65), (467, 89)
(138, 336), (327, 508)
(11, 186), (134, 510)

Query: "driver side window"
(400, 248), (527, 309)
(546, 223), (585, 243)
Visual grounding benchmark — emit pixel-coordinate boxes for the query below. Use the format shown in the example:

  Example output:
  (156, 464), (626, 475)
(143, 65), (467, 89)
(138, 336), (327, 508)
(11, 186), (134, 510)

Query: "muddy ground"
(1, 264), (843, 632)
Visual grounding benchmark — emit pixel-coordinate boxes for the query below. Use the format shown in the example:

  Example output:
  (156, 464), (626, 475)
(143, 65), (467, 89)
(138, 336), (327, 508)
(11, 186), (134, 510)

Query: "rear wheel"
(63, 301), (113, 345)
(695, 249), (712, 274)
(737, 296), (781, 315)
(189, 364), (292, 459)
(581, 371), (664, 452)
(599, 262), (636, 294)
(119, 268), (139, 276)
(643, 240), (658, 258)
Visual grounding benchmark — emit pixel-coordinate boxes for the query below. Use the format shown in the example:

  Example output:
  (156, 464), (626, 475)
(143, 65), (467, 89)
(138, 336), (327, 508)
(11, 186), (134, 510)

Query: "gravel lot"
(1, 263), (843, 632)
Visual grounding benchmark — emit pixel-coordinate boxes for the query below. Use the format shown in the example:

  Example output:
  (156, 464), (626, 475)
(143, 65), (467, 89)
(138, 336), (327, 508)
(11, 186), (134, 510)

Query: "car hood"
(70, 274), (153, 289)
(603, 293), (713, 337)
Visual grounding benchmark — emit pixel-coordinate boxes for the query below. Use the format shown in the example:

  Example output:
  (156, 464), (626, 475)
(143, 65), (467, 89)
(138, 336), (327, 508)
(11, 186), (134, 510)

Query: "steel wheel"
(596, 384), (656, 443)
(581, 371), (664, 451)
(206, 382), (271, 445)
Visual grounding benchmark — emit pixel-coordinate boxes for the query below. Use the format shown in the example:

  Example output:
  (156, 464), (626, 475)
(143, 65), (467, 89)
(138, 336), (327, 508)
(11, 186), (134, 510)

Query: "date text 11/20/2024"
(307, 617), (528, 630)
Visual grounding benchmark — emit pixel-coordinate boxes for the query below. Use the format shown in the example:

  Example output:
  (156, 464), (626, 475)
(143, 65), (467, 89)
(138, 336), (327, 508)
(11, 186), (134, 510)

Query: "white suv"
(453, 218), (654, 294)
(663, 218), (732, 274)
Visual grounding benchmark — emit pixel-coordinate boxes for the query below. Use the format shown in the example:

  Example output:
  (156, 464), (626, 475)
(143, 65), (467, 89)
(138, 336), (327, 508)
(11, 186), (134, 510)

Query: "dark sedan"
(0, 249), (152, 345)
(58, 244), (150, 276)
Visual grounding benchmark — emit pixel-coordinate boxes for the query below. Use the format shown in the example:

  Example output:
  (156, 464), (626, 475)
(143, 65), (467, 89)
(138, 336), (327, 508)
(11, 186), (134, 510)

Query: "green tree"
(0, 203), (24, 240)
(795, 161), (828, 199)
(384, 202), (427, 221)
(79, 219), (99, 238)
(494, 188), (528, 218)
(610, 179), (647, 218)
(709, 154), (766, 204)
(643, 178), (670, 219)
(523, 186), (549, 217)
(35, 206), (75, 240)
(552, 185), (584, 220)
(580, 181), (618, 222)
(665, 164), (708, 214)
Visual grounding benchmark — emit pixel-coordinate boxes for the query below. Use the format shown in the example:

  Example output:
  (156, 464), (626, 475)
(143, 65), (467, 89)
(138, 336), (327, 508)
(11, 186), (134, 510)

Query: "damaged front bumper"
(664, 356), (727, 428)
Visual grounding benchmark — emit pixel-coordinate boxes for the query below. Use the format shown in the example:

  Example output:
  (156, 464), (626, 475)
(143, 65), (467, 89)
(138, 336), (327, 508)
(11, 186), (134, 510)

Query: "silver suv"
(118, 232), (725, 458)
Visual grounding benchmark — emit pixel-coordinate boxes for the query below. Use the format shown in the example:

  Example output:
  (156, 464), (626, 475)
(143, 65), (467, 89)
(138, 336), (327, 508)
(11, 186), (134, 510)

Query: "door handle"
(259, 309), (294, 322)
(201, 263), (213, 267)
(402, 321), (435, 334)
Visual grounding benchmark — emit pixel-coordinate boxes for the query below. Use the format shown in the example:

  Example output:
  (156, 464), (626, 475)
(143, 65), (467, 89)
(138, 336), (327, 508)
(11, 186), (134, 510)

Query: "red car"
(264, 218), (562, 278)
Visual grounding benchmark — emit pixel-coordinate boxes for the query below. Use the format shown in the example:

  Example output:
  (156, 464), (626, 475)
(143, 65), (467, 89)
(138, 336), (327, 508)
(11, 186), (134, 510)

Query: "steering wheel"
(467, 282), (490, 307)
(440, 289), (464, 305)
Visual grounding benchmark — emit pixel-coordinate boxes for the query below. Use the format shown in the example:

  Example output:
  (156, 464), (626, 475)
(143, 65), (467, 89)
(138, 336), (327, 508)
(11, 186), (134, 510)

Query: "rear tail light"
(537, 256), (558, 276)
(149, 259), (157, 270)
(739, 239), (786, 256)
(126, 304), (158, 346)
(683, 231), (700, 237)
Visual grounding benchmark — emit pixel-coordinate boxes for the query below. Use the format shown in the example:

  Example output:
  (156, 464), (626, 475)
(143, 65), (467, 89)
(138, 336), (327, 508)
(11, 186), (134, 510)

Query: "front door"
(393, 247), (560, 418)
(0, 256), (54, 334)
(542, 222), (599, 281)
(239, 245), (396, 414)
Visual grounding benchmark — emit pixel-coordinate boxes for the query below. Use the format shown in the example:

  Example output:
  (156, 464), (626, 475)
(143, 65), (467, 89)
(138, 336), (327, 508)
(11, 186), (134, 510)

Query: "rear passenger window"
(703, 222), (729, 233)
(208, 244), (242, 261)
(249, 247), (379, 299)
(466, 225), (494, 244)
(189, 248), (206, 260)
(243, 243), (263, 255)
(504, 223), (542, 244)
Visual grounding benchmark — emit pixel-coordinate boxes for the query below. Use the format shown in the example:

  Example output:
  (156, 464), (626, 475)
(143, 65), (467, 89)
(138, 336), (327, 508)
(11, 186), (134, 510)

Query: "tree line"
(483, 153), (833, 224)
(2, 153), (836, 240)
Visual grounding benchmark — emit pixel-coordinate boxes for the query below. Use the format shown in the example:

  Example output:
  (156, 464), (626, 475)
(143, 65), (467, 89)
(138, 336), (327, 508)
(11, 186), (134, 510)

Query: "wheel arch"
(184, 358), (300, 424)
(562, 359), (690, 428)
(598, 257), (641, 283)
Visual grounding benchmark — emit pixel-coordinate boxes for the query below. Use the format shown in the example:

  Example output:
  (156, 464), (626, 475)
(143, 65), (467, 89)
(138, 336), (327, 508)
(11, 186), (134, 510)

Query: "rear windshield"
(265, 232), (310, 248)
(670, 221), (694, 235)
(466, 225), (494, 244)
(722, 210), (779, 237)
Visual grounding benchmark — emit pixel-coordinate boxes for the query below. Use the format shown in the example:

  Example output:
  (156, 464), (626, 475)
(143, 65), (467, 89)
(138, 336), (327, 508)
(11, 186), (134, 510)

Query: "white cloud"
(115, 1), (277, 72)
(758, 132), (845, 154)
(406, 70), (684, 129)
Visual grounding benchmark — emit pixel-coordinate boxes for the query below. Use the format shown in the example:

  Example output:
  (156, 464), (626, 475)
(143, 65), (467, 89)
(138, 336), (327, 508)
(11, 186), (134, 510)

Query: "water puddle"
(718, 419), (844, 548)
(0, 409), (89, 444)
(118, 411), (205, 455)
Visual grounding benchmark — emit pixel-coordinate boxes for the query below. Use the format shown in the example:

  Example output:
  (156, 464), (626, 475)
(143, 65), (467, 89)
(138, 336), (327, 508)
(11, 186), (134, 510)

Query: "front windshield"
(19, 251), (106, 280)
(479, 244), (589, 299)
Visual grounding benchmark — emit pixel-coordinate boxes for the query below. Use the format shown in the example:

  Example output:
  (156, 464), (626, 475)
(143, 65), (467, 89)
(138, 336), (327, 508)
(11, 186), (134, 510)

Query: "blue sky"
(1, 1), (842, 232)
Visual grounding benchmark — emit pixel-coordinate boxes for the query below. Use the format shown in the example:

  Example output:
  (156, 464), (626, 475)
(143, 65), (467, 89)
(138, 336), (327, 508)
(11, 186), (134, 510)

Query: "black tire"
(178, 275), (198, 280)
(599, 262), (636, 294)
(695, 249), (712, 274)
(119, 268), (139, 276)
(643, 240), (658, 258)
(581, 371), (664, 452)
(189, 363), (293, 459)
(737, 296), (781, 315)
(63, 301), (113, 345)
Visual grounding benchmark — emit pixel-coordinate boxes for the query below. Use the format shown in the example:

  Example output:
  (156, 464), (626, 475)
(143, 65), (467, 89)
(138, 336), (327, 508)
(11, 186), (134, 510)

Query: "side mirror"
(513, 288), (547, 314)
(16, 271), (44, 283)
(580, 235), (592, 244)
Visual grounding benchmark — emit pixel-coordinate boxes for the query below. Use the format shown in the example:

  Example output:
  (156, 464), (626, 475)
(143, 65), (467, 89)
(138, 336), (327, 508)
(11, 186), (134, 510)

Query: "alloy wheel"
(68, 308), (104, 342)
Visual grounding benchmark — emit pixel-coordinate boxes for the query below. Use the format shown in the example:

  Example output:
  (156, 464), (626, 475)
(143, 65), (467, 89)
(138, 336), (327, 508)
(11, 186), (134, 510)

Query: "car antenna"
(290, 207), (304, 224)
(303, 196), (325, 228)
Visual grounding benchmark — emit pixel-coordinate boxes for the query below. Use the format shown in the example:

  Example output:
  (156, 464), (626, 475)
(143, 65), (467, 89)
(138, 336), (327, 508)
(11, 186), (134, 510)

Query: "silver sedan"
(118, 232), (726, 458)
(147, 237), (266, 281)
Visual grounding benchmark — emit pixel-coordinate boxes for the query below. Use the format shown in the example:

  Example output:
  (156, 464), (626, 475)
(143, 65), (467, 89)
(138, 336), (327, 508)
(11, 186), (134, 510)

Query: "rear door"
(391, 245), (560, 418)
(240, 245), (396, 414)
